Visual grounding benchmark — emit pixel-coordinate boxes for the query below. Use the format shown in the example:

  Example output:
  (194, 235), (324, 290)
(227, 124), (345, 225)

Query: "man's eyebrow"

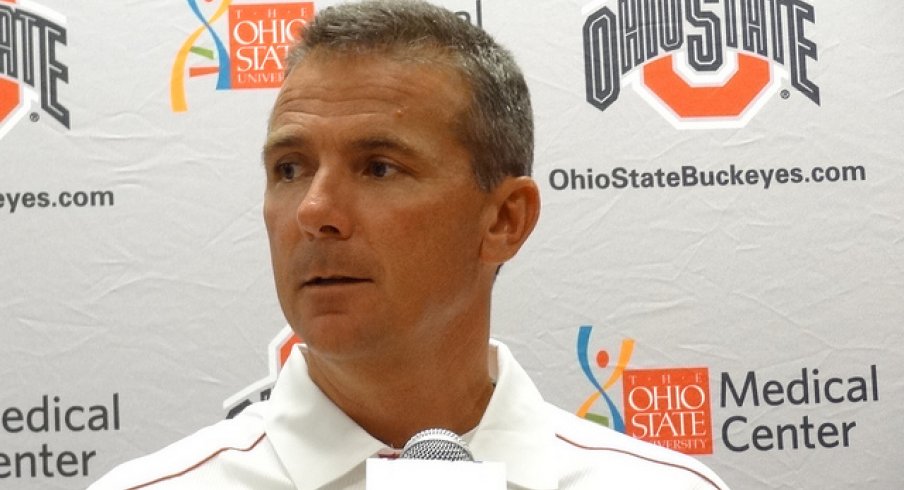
(349, 136), (419, 156)
(261, 132), (309, 162)
(262, 133), (422, 162)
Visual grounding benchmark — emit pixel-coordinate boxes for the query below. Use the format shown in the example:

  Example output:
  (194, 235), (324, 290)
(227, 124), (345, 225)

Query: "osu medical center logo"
(581, 0), (820, 129)
(170, 0), (314, 112)
(577, 325), (714, 454)
(0, 0), (69, 140)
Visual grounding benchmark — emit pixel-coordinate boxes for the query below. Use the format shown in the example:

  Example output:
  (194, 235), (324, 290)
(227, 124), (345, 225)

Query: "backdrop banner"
(1, 1), (901, 488)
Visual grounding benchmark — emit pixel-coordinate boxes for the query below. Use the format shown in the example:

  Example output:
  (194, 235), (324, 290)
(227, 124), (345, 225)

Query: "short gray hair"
(283, 0), (533, 190)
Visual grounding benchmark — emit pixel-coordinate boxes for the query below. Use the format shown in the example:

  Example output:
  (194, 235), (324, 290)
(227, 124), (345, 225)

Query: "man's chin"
(292, 316), (385, 359)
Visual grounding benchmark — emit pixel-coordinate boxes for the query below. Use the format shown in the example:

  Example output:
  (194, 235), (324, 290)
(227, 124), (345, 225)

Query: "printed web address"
(1, 190), (115, 214)
(549, 164), (866, 191)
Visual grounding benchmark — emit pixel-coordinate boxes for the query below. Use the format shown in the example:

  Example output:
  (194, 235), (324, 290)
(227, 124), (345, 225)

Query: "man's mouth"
(303, 276), (370, 287)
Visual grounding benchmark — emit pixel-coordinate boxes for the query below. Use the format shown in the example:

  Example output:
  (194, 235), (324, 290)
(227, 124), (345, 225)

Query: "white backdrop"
(2, 0), (902, 488)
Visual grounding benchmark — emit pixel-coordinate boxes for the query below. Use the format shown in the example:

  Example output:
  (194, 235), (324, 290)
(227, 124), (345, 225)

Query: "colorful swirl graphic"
(576, 325), (634, 433)
(170, 0), (232, 112)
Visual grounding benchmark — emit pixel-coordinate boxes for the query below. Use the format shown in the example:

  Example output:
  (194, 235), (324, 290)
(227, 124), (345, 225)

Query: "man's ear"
(480, 176), (541, 265)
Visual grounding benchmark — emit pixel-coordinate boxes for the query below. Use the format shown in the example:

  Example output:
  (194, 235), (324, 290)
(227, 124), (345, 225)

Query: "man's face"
(263, 51), (496, 361)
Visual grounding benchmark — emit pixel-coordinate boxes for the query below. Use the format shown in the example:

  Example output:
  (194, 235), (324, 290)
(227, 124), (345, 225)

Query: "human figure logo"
(576, 325), (635, 432)
(0, 0), (69, 140)
(581, 0), (819, 129)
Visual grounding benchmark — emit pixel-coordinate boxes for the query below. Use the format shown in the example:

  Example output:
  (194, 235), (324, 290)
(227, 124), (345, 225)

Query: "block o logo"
(0, 0), (69, 140)
(582, 0), (819, 129)
(641, 52), (772, 119)
(0, 75), (18, 127)
(223, 325), (302, 418)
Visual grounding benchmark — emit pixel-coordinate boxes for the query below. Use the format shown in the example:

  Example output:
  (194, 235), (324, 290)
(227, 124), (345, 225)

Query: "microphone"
(400, 428), (474, 462)
(366, 428), (505, 489)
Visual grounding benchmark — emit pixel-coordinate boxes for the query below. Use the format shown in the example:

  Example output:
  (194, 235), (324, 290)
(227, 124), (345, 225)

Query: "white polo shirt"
(89, 341), (729, 489)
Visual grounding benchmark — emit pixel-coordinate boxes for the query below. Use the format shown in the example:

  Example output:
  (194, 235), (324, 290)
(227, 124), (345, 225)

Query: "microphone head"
(400, 428), (474, 462)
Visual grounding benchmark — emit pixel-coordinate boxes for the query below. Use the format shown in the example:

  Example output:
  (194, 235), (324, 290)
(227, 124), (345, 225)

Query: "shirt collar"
(264, 340), (558, 490)
(471, 339), (558, 490)
(263, 346), (386, 490)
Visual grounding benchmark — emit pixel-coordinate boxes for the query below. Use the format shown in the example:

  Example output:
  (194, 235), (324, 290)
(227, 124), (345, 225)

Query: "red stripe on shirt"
(555, 433), (723, 490)
(127, 433), (268, 489)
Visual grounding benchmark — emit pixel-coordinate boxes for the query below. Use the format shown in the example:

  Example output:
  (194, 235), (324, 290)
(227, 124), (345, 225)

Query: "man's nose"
(295, 170), (352, 240)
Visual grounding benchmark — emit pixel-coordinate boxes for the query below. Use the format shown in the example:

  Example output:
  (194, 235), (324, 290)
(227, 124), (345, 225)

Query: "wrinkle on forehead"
(272, 83), (408, 120)
(262, 125), (422, 164)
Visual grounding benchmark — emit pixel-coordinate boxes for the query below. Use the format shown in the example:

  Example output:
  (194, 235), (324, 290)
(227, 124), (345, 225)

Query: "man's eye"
(275, 162), (298, 182)
(366, 161), (397, 178)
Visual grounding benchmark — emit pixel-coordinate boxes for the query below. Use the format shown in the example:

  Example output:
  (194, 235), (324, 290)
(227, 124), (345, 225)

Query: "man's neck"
(303, 330), (494, 449)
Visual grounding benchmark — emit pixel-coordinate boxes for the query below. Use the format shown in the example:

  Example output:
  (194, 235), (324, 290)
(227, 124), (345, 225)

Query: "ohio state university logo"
(170, 1), (313, 112)
(0, 0), (69, 140)
(581, 0), (819, 129)
(577, 325), (716, 455)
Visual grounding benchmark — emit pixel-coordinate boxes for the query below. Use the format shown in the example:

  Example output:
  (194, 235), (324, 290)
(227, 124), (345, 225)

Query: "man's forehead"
(279, 46), (470, 103)
(267, 50), (471, 134)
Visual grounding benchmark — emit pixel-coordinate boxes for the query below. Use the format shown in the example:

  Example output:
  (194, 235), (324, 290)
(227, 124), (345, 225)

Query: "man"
(91, 1), (729, 488)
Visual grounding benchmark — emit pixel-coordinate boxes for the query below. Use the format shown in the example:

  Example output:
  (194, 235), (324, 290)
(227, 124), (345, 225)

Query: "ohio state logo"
(0, 0), (69, 140)
(582, 0), (819, 129)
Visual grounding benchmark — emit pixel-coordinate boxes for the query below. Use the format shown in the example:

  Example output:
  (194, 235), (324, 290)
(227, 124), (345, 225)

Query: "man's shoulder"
(88, 402), (278, 489)
(544, 404), (730, 489)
